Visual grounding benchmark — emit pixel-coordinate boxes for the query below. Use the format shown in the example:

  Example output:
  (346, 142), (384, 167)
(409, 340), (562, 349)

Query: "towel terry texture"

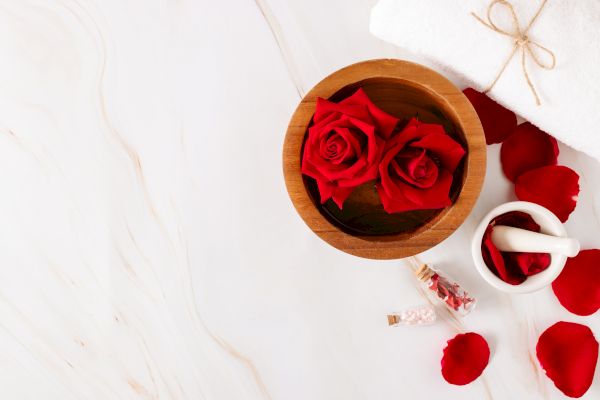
(370, 0), (600, 161)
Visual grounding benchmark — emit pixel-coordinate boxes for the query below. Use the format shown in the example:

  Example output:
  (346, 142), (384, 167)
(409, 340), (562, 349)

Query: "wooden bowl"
(282, 59), (485, 259)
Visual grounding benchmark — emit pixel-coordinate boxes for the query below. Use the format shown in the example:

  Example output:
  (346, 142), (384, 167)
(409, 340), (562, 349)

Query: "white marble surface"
(0, 0), (599, 399)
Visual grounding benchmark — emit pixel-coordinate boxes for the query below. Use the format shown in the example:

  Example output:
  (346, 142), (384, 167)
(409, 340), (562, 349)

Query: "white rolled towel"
(370, 0), (600, 161)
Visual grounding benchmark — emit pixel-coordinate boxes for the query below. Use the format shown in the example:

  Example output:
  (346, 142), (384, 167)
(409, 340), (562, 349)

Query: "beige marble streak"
(254, 0), (304, 98)
(4, 1), (272, 399)
(1, 1), (599, 399)
(169, 195), (273, 400)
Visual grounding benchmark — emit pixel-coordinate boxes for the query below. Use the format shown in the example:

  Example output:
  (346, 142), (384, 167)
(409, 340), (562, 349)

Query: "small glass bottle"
(387, 304), (437, 326)
(415, 264), (476, 317)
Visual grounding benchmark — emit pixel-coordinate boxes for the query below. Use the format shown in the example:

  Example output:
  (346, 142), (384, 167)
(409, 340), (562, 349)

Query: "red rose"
(377, 118), (465, 213)
(301, 88), (399, 208)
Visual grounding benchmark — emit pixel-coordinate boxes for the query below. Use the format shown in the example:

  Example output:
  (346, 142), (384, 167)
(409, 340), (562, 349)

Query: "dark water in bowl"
(305, 160), (464, 236)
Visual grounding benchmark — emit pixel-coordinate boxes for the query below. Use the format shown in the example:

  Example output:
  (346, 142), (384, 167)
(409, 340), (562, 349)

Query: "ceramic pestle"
(491, 225), (580, 258)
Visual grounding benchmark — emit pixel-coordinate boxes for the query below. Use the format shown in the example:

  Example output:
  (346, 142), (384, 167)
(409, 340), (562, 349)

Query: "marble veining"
(0, 0), (599, 399)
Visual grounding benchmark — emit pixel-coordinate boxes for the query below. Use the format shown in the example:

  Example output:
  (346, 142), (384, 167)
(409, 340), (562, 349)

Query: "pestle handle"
(491, 225), (580, 257)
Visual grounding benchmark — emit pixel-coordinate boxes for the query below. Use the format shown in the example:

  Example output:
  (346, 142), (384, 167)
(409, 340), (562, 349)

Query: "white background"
(0, 0), (599, 399)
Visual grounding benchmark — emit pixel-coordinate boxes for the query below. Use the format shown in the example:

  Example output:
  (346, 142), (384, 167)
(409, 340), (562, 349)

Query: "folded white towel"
(370, 0), (600, 161)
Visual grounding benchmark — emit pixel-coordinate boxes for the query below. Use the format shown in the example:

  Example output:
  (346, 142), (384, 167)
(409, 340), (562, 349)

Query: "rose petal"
(552, 249), (600, 316)
(330, 186), (354, 209)
(536, 321), (598, 398)
(315, 180), (355, 209)
(492, 211), (541, 232)
(340, 88), (400, 138)
(409, 131), (466, 173)
(313, 97), (372, 127)
(501, 122), (559, 182)
(391, 148), (439, 189)
(377, 170), (452, 213)
(506, 252), (552, 276)
(482, 225), (527, 285)
(515, 166), (580, 223)
(316, 180), (334, 204)
(463, 88), (517, 144)
(481, 212), (551, 284)
(441, 332), (490, 385)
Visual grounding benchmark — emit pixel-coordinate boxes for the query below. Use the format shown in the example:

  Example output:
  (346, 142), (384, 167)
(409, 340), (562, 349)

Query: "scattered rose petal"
(536, 321), (598, 398)
(501, 122), (559, 182)
(515, 166), (580, 222)
(441, 332), (490, 385)
(552, 249), (600, 316)
(463, 88), (517, 144)
(481, 211), (551, 285)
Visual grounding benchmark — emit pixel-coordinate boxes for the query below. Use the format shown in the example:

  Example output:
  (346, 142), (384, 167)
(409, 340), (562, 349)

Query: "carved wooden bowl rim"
(282, 59), (486, 260)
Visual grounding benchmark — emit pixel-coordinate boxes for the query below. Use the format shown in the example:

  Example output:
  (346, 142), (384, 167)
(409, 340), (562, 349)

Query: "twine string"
(471, 0), (556, 105)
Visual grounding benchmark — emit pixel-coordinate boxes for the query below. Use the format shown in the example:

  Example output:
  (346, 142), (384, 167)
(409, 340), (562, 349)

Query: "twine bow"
(471, 0), (556, 105)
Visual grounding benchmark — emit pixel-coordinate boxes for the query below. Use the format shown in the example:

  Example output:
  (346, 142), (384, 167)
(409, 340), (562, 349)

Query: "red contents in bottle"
(428, 273), (475, 313)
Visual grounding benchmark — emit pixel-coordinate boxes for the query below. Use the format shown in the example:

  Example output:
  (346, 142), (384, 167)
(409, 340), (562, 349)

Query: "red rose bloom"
(377, 118), (465, 213)
(301, 88), (399, 208)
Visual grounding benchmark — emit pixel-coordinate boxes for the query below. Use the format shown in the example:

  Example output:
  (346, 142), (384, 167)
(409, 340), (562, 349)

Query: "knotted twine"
(471, 0), (556, 105)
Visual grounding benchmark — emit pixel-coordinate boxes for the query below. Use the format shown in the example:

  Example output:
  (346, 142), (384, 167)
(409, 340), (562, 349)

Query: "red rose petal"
(493, 210), (541, 232)
(515, 166), (580, 222)
(482, 225), (526, 285)
(501, 122), (559, 182)
(313, 97), (371, 127)
(316, 180), (354, 209)
(481, 211), (551, 285)
(552, 249), (600, 316)
(536, 321), (598, 398)
(441, 332), (490, 385)
(506, 252), (552, 276)
(340, 88), (400, 139)
(463, 88), (517, 144)
(409, 132), (466, 172)
(378, 170), (453, 213)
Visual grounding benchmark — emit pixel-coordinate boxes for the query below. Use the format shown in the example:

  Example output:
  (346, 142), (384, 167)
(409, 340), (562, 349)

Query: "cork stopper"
(414, 263), (434, 282)
(387, 315), (400, 326)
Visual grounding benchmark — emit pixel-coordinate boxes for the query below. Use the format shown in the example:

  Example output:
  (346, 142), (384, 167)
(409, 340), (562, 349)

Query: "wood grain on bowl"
(282, 59), (485, 259)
